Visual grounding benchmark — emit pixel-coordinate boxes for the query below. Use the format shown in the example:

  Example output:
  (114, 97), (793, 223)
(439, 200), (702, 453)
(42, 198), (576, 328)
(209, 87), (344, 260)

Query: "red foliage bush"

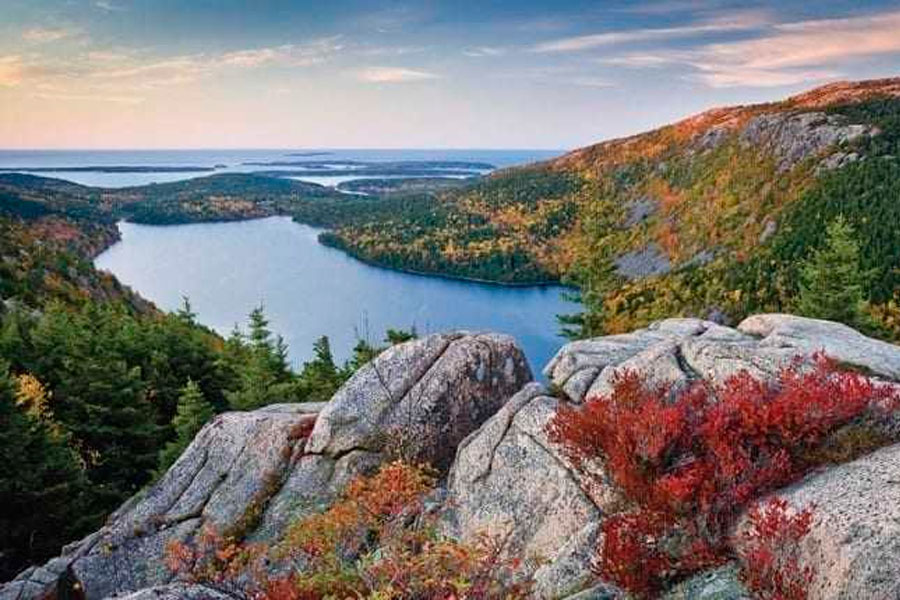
(737, 497), (815, 600)
(548, 355), (897, 597)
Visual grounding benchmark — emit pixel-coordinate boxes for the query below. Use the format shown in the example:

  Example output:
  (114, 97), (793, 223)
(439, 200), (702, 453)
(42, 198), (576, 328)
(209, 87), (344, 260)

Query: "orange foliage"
(166, 462), (529, 600)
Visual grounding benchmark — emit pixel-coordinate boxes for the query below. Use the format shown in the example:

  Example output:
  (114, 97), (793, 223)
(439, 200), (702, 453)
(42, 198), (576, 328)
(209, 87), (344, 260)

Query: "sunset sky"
(2, 0), (900, 149)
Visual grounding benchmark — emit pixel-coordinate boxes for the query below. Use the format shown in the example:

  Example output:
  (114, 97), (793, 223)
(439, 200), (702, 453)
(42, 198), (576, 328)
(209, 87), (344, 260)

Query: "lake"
(95, 217), (576, 375)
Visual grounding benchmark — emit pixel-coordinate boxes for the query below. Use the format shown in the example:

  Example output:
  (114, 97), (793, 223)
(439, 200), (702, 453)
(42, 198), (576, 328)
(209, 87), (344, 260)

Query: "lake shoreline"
(316, 237), (570, 290)
(121, 214), (571, 291)
(95, 217), (574, 371)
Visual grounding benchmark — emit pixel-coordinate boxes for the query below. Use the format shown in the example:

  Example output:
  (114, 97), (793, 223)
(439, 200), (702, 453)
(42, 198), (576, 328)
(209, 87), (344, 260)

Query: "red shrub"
(737, 497), (815, 600)
(598, 510), (676, 596)
(548, 355), (896, 597)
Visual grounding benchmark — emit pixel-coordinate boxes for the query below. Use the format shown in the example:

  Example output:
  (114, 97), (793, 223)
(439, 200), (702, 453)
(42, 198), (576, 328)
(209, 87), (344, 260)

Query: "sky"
(1, 0), (900, 150)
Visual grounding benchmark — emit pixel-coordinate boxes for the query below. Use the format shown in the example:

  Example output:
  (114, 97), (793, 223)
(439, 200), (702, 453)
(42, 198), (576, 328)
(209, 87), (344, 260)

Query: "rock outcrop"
(451, 314), (900, 598)
(6, 316), (900, 600)
(613, 243), (671, 280)
(735, 443), (900, 600)
(444, 383), (609, 599)
(545, 314), (900, 405)
(2, 332), (530, 600)
(738, 111), (872, 171)
(115, 583), (235, 600)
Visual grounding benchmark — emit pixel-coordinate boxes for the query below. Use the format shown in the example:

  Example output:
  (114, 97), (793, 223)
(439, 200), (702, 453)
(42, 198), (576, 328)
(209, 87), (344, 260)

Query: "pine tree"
(157, 379), (215, 473)
(796, 216), (870, 327)
(298, 336), (344, 402)
(385, 327), (417, 345)
(0, 361), (86, 580)
(176, 296), (197, 324)
(225, 306), (297, 410)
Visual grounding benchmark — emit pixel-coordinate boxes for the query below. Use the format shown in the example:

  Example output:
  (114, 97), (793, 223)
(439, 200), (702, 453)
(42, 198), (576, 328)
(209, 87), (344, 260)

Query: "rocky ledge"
(5, 315), (900, 600)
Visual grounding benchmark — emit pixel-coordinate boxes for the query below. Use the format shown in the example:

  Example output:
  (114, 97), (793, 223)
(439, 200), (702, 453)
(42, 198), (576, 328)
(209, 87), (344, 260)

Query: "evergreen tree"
(345, 338), (380, 373)
(23, 303), (162, 512)
(157, 379), (215, 473)
(385, 327), (417, 345)
(0, 361), (86, 580)
(297, 336), (344, 403)
(176, 296), (197, 323)
(225, 306), (296, 410)
(796, 216), (871, 327)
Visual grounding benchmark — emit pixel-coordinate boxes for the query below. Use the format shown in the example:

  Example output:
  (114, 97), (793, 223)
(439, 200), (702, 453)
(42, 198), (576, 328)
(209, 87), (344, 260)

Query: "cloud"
(563, 76), (613, 88)
(500, 65), (613, 89)
(22, 27), (77, 43)
(617, 0), (728, 16)
(702, 11), (900, 72)
(355, 6), (431, 34)
(86, 38), (343, 88)
(3, 38), (344, 104)
(532, 12), (768, 53)
(599, 53), (677, 68)
(94, 1), (124, 11)
(357, 66), (439, 83)
(219, 39), (343, 68)
(599, 9), (900, 88)
(463, 46), (508, 58)
(0, 56), (23, 86)
(357, 45), (426, 57)
(32, 90), (143, 104)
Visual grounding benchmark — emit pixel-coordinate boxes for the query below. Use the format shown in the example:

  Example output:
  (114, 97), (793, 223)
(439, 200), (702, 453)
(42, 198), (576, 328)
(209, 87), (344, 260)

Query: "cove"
(95, 216), (576, 374)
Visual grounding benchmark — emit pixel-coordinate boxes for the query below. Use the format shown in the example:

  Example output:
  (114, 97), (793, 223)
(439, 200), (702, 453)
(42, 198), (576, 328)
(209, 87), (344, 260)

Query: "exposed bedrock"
(2, 332), (530, 600)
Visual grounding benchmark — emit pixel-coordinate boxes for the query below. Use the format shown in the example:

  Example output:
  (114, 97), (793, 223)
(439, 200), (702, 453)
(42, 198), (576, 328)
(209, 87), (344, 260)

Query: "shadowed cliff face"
(6, 315), (900, 600)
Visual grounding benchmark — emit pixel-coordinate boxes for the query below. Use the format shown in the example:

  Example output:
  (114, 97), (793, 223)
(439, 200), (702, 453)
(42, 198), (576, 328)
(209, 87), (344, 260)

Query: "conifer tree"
(225, 305), (296, 410)
(0, 362), (86, 580)
(157, 379), (215, 473)
(796, 216), (870, 327)
(298, 336), (344, 402)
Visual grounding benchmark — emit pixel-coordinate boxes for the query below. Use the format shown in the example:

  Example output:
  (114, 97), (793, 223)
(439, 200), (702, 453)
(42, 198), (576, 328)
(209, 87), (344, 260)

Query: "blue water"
(0, 149), (560, 188)
(18, 147), (574, 373)
(95, 217), (575, 375)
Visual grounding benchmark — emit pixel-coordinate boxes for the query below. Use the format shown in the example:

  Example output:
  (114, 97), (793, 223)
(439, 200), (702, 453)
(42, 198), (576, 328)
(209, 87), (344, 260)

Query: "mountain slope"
(321, 77), (900, 335)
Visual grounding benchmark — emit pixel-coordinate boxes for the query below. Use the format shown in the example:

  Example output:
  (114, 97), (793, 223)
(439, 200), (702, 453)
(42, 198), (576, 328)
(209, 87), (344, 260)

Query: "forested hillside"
(0, 196), (409, 580)
(313, 78), (900, 338)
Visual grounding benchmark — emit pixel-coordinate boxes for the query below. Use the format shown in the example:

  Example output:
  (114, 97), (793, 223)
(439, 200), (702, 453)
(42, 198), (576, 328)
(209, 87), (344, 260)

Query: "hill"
(318, 77), (900, 336)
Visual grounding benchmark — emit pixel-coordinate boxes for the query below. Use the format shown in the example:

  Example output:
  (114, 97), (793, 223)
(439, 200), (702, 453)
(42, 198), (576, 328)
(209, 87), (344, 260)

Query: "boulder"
(307, 331), (531, 472)
(738, 314), (900, 381)
(734, 442), (900, 600)
(547, 315), (900, 405)
(444, 383), (609, 599)
(73, 406), (317, 600)
(2, 332), (531, 600)
(528, 314), (900, 595)
(560, 583), (625, 600)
